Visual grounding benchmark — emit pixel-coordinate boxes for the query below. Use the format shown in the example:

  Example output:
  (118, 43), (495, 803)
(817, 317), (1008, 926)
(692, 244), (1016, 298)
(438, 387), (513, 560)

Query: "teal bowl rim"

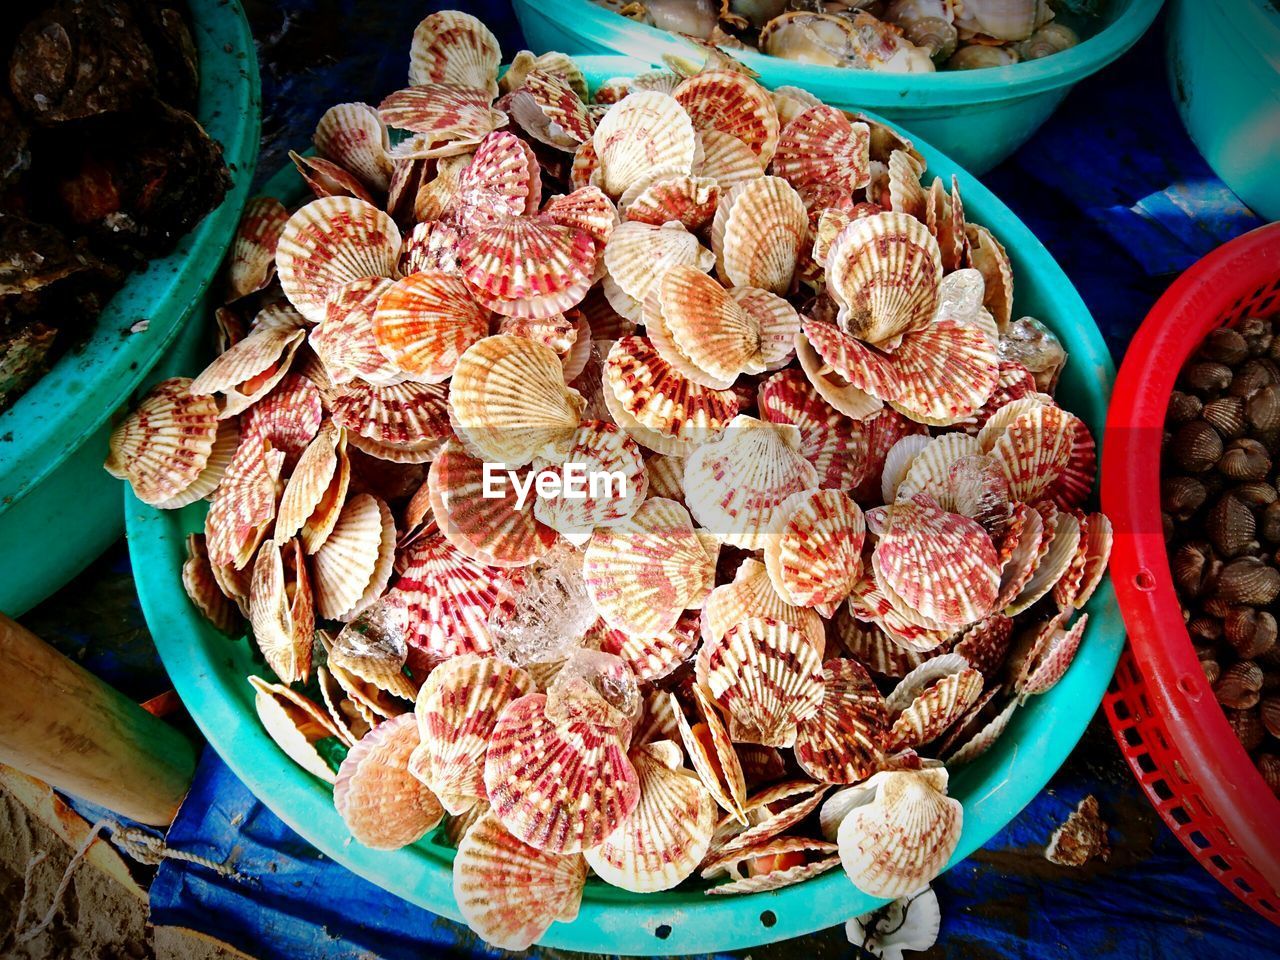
(0, 0), (261, 513)
(130, 54), (1120, 955)
(514, 0), (1164, 106)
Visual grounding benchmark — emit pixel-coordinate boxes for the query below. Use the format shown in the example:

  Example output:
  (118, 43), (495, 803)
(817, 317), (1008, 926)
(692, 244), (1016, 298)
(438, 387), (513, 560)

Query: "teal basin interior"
(513, 0), (1163, 174)
(129, 56), (1121, 955)
(0, 0), (261, 616)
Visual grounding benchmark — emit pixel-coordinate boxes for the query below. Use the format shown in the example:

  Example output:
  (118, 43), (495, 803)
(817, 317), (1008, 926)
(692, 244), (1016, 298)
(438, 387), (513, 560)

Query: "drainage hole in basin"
(1177, 675), (1202, 700)
(654, 925), (671, 940)
(1135, 570), (1156, 591)
(760, 911), (777, 928)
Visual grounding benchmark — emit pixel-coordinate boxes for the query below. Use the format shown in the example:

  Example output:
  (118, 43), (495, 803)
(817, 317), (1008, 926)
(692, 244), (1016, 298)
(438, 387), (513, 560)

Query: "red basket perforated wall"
(1103, 222), (1280, 924)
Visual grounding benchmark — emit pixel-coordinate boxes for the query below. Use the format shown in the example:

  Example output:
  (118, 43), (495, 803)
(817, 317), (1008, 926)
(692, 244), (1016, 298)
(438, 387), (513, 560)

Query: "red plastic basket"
(1103, 221), (1280, 923)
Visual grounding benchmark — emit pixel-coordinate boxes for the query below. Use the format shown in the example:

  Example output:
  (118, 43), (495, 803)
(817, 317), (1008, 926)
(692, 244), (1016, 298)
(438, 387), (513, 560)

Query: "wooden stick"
(0, 613), (196, 826)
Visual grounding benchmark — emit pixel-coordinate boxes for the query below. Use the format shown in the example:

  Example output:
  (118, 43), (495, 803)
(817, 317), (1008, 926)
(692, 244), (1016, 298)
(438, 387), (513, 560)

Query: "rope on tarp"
(4, 817), (240, 948)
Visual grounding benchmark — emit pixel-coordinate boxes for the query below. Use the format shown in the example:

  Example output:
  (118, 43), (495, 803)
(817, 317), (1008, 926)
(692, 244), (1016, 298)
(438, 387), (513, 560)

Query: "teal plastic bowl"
(1167, 0), (1280, 222)
(513, 0), (1163, 174)
(129, 57), (1120, 955)
(0, 0), (260, 617)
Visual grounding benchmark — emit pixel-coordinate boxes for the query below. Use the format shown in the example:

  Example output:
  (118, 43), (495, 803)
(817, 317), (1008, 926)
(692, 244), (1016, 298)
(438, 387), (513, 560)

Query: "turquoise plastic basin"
(129, 57), (1120, 955)
(0, 0), (260, 617)
(513, 0), (1163, 174)
(1167, 0), (1280, 222)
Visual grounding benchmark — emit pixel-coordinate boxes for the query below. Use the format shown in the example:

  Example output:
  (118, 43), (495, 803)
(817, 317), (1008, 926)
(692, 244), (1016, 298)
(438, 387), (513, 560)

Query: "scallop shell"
(331, 379), (452, 463)
(795, 328), (884, 420)
(1062, 512), (1112, 610)
(410, 655), (534, 815)
(427, 440), (558, 568)
(764, 489), (865, 612)
(952, 614), (1014, 680)
(794, 658), (889, 784)
(757, 369), (869, 491)
(849, 564), (952, 654)
(604, 220), (714, 312)
(1016, 612), (1088, 699)
(447, 132), (540, 227)
(885, 664), (984, 752)
(887, 150), (927, 220)
(801, 319), (902, 406)
(458, 215), (598, 319)
(190, 320), (307, 418)
(1007, 508), (1082, 615)
(701, 557), (826, 654)
(241, 373), (324, 470)
(583, 497), (717, 636)
(945, 696), (1019, 767)
(591, 91), (697, 198)
(994, 502), (1045, 609)
(584, 740), (716, 892)
(825, 212), (942, 345)
(502, 50), (588, 101)
(318, 630), (409, 722)
(705, 836), (841, 895)
(276, 197), (400, 325)
(310, 276), (405, 386)
(249, 538), (315, 685)
(875, 494), (999, 629)
(275, 421), (350, 553)
(991, 403), (1077, 504)
(976, 396), (1050, 454)
(771, 106), (870, 196)
(498, 312), (577, 355)
(716, 176), (807, 295)
(856, 406), (929, 502)
(684, 415), (819, 549)
(204, 440), (284, 569)
(291, 151), (376, 204)
(704, 780), (830, 868)
(645, 267), (756, 388)
(449, 334), (586, 467)
(893, 433), (981, 504)
(694, 130), (765, 190)
(703, 617), (823, 747)
(674, 70), (780, 166)
(966, 223), (1013, 332)
(408, 11), (501, 94)
(249, 675), (340, 784)
(531, 419), (648, 544)
(604, 336), (741, 448)
(317, 666), (370, 748)
(377, 83), (504, 144)
(333, 714), (444, 850)
(225, 197), (289, 300)
(369, 270), (490, 384)
(484, 692), (639, 853)
(509, 70), (595, 151)
(621, 174), (720, 230)
(312, 493), (396, 620)
(106, 377), (220, 507)
(881, 434), (934, 503)
(1048, 415), (1098, 510)
(453, 809), (586, 951)
(540, 187), (619, 256)
(314, 103), (393, 193)
(600, 610), (701, 682)
(671, 687), (749, 823)
(182, 534), (241, 634)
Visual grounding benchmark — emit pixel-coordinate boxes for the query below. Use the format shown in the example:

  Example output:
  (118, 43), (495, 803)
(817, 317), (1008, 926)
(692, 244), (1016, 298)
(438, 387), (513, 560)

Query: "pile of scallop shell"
(597, 0), (1081, 73)
(106, 10), (1111, 950)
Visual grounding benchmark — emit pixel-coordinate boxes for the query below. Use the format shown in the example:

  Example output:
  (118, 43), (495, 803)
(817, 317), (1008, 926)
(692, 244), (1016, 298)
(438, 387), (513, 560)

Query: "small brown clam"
(1260, 696), (1280, 739)
(1239, 316), (1274, 356)
(1206, 494), (1257, 558)
(1197, 327), (1249, 366)
(1202, 397), (1245, 438)
(1257, 754), (1280, 797)
(1229, 358), (1279, 398)
(1162, 476), (1206, 517)
(1247, 384), (1280, 433)
(1219, 438), (1271, 480)
(1232, 482), (1277, 509)
(1166, 391), (1203, 424)
(1226, 706), (1265, 752)
(1171, 541), (1218, 599)
(1216, 557), (1280, 605)
(1214, 660), (1263, 710)
(1225, 607), (1278, 660)
(1200, 657), (1221, 686)
(1170, 420), (1222, 474)
(1187, 616), (1223, 644)
(1262, 501), (1280, 543)
(1182, 361), (1233, 394)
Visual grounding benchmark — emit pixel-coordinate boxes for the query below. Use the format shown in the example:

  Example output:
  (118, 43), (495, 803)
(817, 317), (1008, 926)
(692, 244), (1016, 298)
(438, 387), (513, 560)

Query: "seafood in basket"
(593, 0), (1088, 73)
(108, 10), (1111, 950)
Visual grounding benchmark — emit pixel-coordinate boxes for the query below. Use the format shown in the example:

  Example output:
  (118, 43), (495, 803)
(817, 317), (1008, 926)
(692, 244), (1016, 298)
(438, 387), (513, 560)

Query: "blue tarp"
(48, 3), (1276, 956)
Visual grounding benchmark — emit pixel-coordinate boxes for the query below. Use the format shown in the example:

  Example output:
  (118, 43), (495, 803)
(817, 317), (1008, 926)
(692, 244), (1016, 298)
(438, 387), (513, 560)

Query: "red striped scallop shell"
(604, 220), (714, 315)
(249, 537), (315, 685)
(704, 836), (841, 895)
(105, 377), (220, 507)
(770, 106), (870, 195)
(795, 659), (889, 784)
(314, 103), (393, 193)
(965, 360), (1039, 434)
(684, 415), (819, 550)
(291, 151), (376, 204)
(182, 534), (241, 634)
(275, 421), (350, 553)
(1061, 512), (1112, 610)
(371, 270), (490, 384)
(951, 614), (1015, 680)
(410, 654), (534, 815)
(674, 70), (779, 165)
(408, 10), (501, 94)
(241, 373), (323, 469)
(990, 402), (1078, 504)
(825, 212), (942, 345)
(276, 196), (400, 324)
(1014, 612), (1089, 699)
(694, 129), (764, 190)
(765, 489), (865, 613)
(671, 686), (749, 824)
(1048, 415), (1098, 510)
(452, 810), (586, 951)
(884, 314), (1001, 426)
(539, 187), (619, 256)
(874, 494), (999, 629)
(311, 277), (407, 386)
(832, 610), (935, 680)
(190, 319), (307, 418)
(531, 419), (647, 544)
(458, 215), (598, 319)
(484, 692), (640, 853)
(225, 196), (288, 300)
(333, 714), (444, 850)
(448, 131), (541, 227)
(885, 664), (984, 752)
(704, 780), (830, 867)
(509, 70), (595, 151)
(620, 174), (720, 230)
(377, 83), (504, 143)
(966, 222), (1014, 331)
(204, 439), (284, 569)
(599, 609), (700, 683)
(331, 379), (452, 463)
(647, 265), (767, 389)
(582, 496), (717, 636)
(794, 324), (885, 421)
(701, 557), (826, 655)
(995, 502), (1045, 609)
(584, 740), (716, 893)
(715, 176), (807, 295)
(757, 369), (869, 491)
(854, 405), (928, 502)
(391, 532), (523, 666)
(604, 336), (741, 449)
(591, 90), (697, 198)
(427, 440), (558, 569)
(312, 492), (397, 620)
(703, 617), (824, 748)
(887, 149), (927, 220)
(848, 563), (952, 654)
